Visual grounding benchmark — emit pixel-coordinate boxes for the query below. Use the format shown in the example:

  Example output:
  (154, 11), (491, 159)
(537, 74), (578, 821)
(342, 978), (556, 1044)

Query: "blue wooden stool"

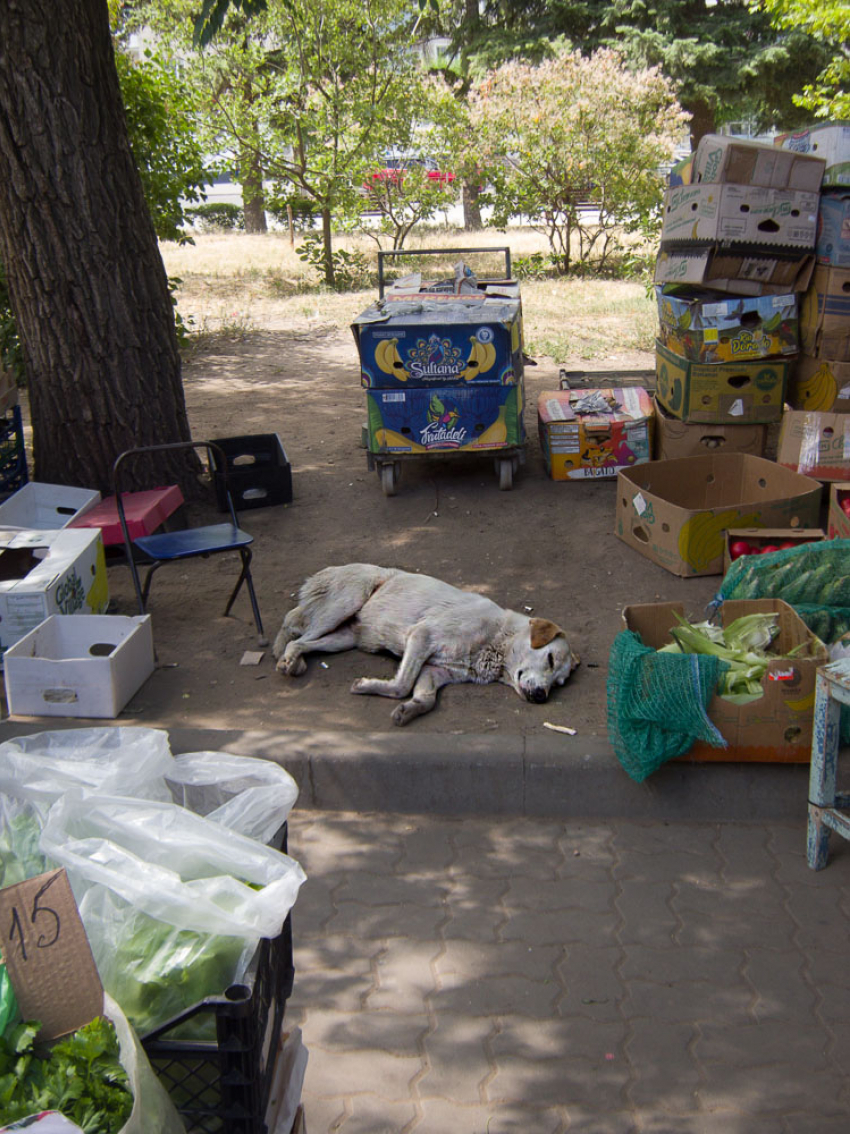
(808, 658), (850, 869)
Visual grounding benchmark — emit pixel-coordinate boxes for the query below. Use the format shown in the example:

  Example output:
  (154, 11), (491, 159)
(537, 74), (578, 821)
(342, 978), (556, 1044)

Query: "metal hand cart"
(353, 247), (527, 495)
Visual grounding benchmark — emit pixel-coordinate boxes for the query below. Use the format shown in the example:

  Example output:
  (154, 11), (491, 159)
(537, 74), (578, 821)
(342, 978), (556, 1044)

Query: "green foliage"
(755, 0), (850, 120)
(296, 233), (372, 292)
(0, 262), (25, 386)
(0, 1015), (133, 1133)
(185, 201), (246, 231)
(194, 0), (268, 46)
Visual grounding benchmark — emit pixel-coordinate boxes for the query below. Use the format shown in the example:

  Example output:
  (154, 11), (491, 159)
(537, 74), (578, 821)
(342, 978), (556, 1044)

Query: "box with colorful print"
(654, 245), (815, 296)
(776, 409), (850, 480)
(353, 296), (523, 389)
(692, 134), (825, 193)
(654, 340), (789, 425)
(0, 527), (108, 654)
(800, 266), (850, 360)
(652, 397), (767, 461)
(815, 191), (850, 268)
(365, 383), (524, 455)
(660, 184), (819, 250)
(775, 123), (850, 188)
(656, 286), (798, 364)
(614, 454), (822, 577)
(536, 387), (653, 481)
(787, 355), (850, 413)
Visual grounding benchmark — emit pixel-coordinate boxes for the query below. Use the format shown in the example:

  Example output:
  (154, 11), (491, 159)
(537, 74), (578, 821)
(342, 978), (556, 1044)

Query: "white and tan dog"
(273, 564), (579, 726)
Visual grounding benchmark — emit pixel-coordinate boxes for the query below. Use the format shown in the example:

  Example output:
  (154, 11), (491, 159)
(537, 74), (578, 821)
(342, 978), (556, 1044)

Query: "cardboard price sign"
(0, 867), (103, 1039)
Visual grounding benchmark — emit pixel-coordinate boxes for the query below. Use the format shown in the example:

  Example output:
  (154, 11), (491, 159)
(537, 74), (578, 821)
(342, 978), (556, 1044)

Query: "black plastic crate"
(210, 433), (293, 512)
(141, 824), (295, 1134)
(0, 405), (27, 498)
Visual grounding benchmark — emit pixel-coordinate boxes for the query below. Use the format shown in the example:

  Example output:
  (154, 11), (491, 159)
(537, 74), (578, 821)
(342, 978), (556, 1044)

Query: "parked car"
(365, 156), (456, 188)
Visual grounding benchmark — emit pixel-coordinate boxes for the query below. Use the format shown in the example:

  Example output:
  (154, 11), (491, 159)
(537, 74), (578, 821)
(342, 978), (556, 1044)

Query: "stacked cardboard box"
(773, 124), (850, 477)
(654, 133), (825, 460)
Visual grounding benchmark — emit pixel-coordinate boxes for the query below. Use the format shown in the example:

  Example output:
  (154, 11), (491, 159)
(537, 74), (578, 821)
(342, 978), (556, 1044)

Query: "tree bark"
(242, 153), (268, 234)
(687, 99), (717, 150)
(0, 0), (193, 494)
(462, 180), (483, 231)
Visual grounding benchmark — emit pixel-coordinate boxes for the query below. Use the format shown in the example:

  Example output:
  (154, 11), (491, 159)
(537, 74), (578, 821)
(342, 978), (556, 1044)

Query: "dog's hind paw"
(392, 700), (425, 726)
(276, 654), (307, 677)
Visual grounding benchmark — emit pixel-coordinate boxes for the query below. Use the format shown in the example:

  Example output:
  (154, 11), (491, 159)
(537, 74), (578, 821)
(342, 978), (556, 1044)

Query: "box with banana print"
(655, 286), (799, 364)
(353, 296), (523, 389)
(365, 383), (524, 455)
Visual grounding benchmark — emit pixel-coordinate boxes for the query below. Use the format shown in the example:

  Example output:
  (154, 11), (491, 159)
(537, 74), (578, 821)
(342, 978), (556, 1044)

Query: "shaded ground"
(3, 324), (722, 738)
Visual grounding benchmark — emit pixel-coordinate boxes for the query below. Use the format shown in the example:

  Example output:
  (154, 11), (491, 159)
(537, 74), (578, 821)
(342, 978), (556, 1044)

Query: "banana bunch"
(789, 362), (837, 412)
(460, 337), (497, 381)
(374, 338), (409, 381)
(678, 508), (760, 572)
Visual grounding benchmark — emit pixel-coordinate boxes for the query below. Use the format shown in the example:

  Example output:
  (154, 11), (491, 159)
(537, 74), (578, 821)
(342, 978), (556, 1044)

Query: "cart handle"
(377, 247), (512, 299)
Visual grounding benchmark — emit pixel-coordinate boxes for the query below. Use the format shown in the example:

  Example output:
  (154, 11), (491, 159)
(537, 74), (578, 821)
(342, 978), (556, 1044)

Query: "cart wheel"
(380, 463), (398, 496)
(498, 459), (513, 491)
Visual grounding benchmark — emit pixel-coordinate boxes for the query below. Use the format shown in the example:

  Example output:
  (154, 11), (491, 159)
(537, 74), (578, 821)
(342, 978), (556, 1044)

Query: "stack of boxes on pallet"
(653, 132), (825, 461)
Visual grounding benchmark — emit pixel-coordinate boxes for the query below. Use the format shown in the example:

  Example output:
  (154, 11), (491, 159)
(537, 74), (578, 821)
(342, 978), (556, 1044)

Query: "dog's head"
(505, 618), (579, 704)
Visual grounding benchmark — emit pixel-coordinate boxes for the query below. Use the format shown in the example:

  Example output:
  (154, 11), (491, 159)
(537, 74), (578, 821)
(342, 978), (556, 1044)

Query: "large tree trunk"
(0, 0), (193, 494)
(242, 151), (268, 234)
(462, 180), (483, 231)
(687, 99), (717, 150)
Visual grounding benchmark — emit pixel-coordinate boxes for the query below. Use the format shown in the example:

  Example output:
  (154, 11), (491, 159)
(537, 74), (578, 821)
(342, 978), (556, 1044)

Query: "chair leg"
(224, 547), (268, 646)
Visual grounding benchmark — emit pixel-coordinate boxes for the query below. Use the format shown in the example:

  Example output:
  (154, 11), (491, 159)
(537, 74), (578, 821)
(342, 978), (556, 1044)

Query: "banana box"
(777, 409), (850, 480)
(655, 340), (790, 424)
(622, 599), (828, 762)
(654, 244), (815, 297)
(365, 383), (524, 454)
(776, 123), (850, 189)
(0, 526), (108, 655)
(691, 134), (825, 192)
(816, 191), (850, 267)
(615, 453), (822, 577)
(787, 355), (850, 412)
(653, 398), (768, 460)
(353, 296), (523, 389)
(800, 265), (850, 360)
(660, 184), (819, 250)
(537, 387), (653, 480)
(655, 286), (799, 364)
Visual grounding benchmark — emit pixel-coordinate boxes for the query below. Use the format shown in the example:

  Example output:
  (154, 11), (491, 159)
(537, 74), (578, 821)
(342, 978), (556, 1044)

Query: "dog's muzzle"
(526, 687), (549, 704)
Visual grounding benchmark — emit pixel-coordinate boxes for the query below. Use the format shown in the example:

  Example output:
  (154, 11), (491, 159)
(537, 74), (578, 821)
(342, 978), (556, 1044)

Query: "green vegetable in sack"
(0, 1015), (133, 1132)
(0, 812), (49, 888)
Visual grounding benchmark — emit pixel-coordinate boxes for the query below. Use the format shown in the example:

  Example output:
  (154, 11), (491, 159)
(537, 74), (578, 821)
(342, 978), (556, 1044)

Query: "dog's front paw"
(276, 654), (307, 677)
(350, 677), (369, 695)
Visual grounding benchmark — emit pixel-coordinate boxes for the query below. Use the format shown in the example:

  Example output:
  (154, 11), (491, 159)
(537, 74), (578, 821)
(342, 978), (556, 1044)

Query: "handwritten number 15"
(7, 875), (62, 962)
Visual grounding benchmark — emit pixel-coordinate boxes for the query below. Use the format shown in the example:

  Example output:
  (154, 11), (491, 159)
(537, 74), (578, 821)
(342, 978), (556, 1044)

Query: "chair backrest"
(112, 441), (242, 541)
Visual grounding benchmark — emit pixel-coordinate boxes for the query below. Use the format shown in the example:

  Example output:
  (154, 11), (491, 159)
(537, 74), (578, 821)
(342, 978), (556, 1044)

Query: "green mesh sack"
(717, 538), (850, 643)
(607, 629), (729, 782)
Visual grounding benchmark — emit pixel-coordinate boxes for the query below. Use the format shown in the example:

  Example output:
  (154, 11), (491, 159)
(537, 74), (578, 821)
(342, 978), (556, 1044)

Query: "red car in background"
(366, 157), (456, 188)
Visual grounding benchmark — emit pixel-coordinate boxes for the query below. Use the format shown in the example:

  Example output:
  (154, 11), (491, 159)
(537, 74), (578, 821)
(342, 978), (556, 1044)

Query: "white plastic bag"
(165, 751), (299, 844)
(39, 792), (305, 1035)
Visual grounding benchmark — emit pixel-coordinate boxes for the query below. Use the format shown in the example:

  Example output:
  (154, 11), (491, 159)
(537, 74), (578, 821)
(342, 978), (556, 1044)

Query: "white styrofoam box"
(0, 482), (101, 530)
(4, 614), (155, 718)
(0, 527), (108, 654)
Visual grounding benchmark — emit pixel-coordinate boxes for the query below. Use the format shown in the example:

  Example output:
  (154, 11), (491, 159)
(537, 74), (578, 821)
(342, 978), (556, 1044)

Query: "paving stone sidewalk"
(285, 811), (850, 1134)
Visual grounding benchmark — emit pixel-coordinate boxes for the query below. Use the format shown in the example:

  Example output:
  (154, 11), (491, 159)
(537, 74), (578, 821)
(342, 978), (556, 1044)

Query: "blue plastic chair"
(112, 441), (267, 645)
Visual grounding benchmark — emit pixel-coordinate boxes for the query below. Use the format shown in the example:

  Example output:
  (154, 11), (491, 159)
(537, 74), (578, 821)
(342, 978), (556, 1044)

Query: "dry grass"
(161, 226), (657, 360)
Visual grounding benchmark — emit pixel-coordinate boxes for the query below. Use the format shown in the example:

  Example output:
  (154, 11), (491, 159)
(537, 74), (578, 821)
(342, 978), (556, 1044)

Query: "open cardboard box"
(722, 527), (825, 575)
(622, 598), (828, 762)
(616, 453), (822, 577)
(776, 409), (850, 479)
(652, 396), (768, 460)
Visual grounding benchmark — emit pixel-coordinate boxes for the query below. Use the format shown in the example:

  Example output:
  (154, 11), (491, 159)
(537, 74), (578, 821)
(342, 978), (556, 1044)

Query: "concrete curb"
(0, 721), (811, 820)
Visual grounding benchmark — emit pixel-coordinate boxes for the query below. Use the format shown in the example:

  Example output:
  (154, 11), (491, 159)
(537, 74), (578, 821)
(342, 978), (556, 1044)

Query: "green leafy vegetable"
(0, 1015), (133, 1132)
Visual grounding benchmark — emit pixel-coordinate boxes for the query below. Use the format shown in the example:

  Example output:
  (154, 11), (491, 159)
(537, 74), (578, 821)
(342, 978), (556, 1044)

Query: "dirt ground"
(3, 316), (724, 741)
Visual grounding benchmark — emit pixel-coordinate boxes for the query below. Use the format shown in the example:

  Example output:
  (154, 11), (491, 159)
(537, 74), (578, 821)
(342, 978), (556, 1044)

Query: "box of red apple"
(723, 527), (825, 575)
(827, 483), (850, 539)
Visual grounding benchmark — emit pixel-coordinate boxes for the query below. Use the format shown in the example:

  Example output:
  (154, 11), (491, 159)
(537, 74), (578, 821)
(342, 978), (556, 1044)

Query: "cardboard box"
(656, 285), (798, 363)
(776, 409), (850, 480)
(615, 453), (822, 577)
(0, 527), (108, 654)
(827, 482), (850, 539)
(622, 598), (828, 762)
(816, 191), (850, 267)
(653, 397), (768, 460)
(654, 245), (815, 296)
(537, 387), (653, 480)
(0, 482), (101, 531)
(800, 265), (850, 360)
(776, 122), (850, 188)
(353, 290), (523, 389)
(722, 527), (825, 575)
(4, 614), (154, 718)
(654, 340), (789, 424)
(365, 382), (524, 453)
(786, 354), (850, 412)
(660, 184), (819, 250)
(692, 133), (825, 193)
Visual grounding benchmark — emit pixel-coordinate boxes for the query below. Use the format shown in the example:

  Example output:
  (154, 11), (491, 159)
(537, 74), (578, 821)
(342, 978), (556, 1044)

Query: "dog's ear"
(530, 618), (565, 650)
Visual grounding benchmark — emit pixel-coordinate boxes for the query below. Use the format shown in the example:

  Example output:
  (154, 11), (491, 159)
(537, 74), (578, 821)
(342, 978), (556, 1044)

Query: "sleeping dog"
(273, 564), (579, 725)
